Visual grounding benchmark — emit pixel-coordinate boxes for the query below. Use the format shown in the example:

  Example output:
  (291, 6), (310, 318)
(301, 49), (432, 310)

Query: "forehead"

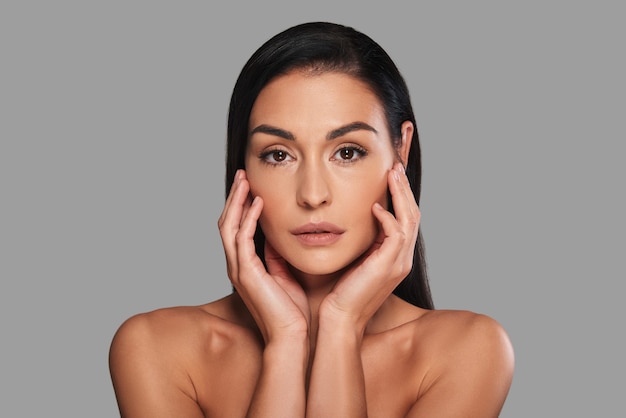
(249, 71), (387, 134)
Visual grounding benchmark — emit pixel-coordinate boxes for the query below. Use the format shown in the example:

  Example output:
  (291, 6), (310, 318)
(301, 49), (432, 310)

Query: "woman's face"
(245, 71), (410, 277)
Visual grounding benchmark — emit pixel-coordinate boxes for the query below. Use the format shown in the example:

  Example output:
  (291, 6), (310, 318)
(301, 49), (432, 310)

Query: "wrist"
(257, 315), (309, 345)
(263, 335), (310, 369)
(264, 331), (309, 352)
(318, 302), (366, 341)
(264, 324), (309, 342)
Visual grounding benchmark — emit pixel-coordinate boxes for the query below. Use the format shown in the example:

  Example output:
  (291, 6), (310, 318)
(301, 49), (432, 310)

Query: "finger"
(218, 172), (251, 281)
(237, 171), (255, 228)
(218, 178), (250, 253)
(218, 170), (250, 232)
(240, 192), (254, 228)
(388, 163), (420, 233)
(371, 202), (404, 253)
(264, 239), (291, 279)
(235, 196), (267, 280)
(237, 195), (262, 245)
(217, 169), (243, 227)
(372, 201), (415, 283)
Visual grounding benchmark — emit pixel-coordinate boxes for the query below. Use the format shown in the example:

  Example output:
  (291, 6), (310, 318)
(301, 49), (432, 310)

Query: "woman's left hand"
(320, 162), (421, 332)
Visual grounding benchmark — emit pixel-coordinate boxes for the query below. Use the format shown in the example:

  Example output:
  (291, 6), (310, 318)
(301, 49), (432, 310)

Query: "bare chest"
(191, 330), (424, 418)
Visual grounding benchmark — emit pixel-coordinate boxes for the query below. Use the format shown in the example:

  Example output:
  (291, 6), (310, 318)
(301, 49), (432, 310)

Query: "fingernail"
(396, 162), (405, 173)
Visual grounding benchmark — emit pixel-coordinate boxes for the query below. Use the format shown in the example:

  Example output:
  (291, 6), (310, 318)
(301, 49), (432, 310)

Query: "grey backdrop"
(2, 1), (624, 416)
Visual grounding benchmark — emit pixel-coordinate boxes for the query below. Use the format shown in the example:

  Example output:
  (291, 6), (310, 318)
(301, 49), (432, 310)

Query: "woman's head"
(226, 22), (433, 309)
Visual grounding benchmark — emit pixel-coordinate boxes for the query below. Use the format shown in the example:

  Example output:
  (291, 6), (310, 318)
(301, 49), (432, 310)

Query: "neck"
(231, 264), (401, 353)
(286, 265), (345, 365)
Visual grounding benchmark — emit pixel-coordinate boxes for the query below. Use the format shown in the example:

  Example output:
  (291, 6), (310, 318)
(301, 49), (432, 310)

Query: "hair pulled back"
(226, 22), (433, 309)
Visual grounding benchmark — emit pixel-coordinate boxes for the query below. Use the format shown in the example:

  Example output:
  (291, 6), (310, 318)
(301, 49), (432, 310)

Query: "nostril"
(295, 169), (332, 208)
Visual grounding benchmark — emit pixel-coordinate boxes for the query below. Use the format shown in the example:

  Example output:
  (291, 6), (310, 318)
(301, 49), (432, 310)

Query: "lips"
(290, 222), (346, 235)
(290, 222), (345, 246)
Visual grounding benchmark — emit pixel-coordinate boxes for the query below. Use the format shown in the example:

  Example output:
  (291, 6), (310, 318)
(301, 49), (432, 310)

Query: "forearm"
(306, 315), (367, 418)
(247, 336), (309, 418)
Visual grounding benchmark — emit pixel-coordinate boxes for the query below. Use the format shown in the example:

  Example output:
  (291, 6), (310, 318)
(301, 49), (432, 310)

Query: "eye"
(332, 145), (367, 163)
(259, 148), (294, 165)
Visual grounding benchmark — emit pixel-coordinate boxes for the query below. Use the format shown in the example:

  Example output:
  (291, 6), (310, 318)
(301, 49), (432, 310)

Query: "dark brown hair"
(226, 22), (433, 309)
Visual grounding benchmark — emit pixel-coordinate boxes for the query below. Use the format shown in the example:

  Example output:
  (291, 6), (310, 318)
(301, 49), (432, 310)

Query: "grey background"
(1, 1), (624, 416)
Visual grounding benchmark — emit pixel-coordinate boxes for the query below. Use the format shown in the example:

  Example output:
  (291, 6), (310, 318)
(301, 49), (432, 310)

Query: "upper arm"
(109, 313), (205, 418)
(406, 314), (515, 418)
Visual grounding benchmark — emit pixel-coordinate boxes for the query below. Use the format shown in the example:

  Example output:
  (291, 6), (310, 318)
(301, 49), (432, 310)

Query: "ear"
(398, 121), (413, 167)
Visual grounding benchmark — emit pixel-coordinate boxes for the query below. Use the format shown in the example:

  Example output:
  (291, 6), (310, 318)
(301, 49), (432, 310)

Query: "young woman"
(109, 22), (514, 417)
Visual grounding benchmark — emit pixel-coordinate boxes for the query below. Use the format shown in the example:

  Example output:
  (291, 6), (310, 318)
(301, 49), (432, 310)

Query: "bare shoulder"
(386, 299), (513, 358)
(109, 294), (260, 417)
(111, 306), (201, 357)
(416, 309), (513, 355)
(405, 309), (515, 417)
(110, 293), (257, 355)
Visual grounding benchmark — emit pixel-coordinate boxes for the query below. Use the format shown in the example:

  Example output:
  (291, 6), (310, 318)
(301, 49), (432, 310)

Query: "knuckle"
(406, 216), (418, 228)
(226, 265), (237, 281)
(396, 230), (408, 245)
(235, 229), (247, 245)
(218, 224), (231, 240)
(395, 260), (413, 279)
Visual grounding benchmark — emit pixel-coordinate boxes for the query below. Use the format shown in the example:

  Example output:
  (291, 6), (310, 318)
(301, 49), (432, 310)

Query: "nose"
(295, 162), (332, 209)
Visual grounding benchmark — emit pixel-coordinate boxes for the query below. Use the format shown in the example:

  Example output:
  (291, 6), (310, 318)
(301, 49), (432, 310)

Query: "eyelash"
(259, 148), (294, 165)
(331, 145), (368, 163)
(259, 145), (368, 166)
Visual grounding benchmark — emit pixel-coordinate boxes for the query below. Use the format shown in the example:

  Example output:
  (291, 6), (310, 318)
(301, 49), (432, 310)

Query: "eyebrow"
(249, 121), (378, 141)
(327, 122), (378, 140)
(249, 125), (295, 141)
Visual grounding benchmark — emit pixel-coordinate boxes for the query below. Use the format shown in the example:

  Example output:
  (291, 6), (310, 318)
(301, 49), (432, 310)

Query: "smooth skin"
(109, 71), (514, 417)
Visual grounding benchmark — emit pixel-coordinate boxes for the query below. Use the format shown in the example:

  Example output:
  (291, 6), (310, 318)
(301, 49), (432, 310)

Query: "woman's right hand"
(218, 169), (310, 343)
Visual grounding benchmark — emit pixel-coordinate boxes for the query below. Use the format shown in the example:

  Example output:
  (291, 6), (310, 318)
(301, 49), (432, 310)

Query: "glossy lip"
(290, 222), (345, 246)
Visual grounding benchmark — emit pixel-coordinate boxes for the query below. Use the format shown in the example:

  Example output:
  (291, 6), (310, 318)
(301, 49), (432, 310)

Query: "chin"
(283, 249), (365, 279)
(264, 228), (377, 278)
(287, 262), (346, 279)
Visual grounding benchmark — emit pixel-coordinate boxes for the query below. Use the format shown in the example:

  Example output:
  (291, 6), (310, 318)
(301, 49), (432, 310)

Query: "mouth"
(290, 222), (345, 235)
(290, 222), (345, 246)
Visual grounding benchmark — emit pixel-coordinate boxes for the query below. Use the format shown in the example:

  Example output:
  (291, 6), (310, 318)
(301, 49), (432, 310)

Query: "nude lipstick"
(290, 222), (345, 246)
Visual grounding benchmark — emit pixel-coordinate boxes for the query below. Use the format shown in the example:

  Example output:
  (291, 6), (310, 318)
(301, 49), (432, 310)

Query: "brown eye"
(332, 146), (367, 163)
(273, 150), (287, 161)
(339, 148), (355, 160)
(260, 149), (293, 165)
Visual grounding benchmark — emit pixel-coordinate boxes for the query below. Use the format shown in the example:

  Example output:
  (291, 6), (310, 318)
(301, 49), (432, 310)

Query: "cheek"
(245, 161), (271, 200)
(353, 170), (389, 208)
(247, 175), (284, 228)
(339, 172), (389, 229)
